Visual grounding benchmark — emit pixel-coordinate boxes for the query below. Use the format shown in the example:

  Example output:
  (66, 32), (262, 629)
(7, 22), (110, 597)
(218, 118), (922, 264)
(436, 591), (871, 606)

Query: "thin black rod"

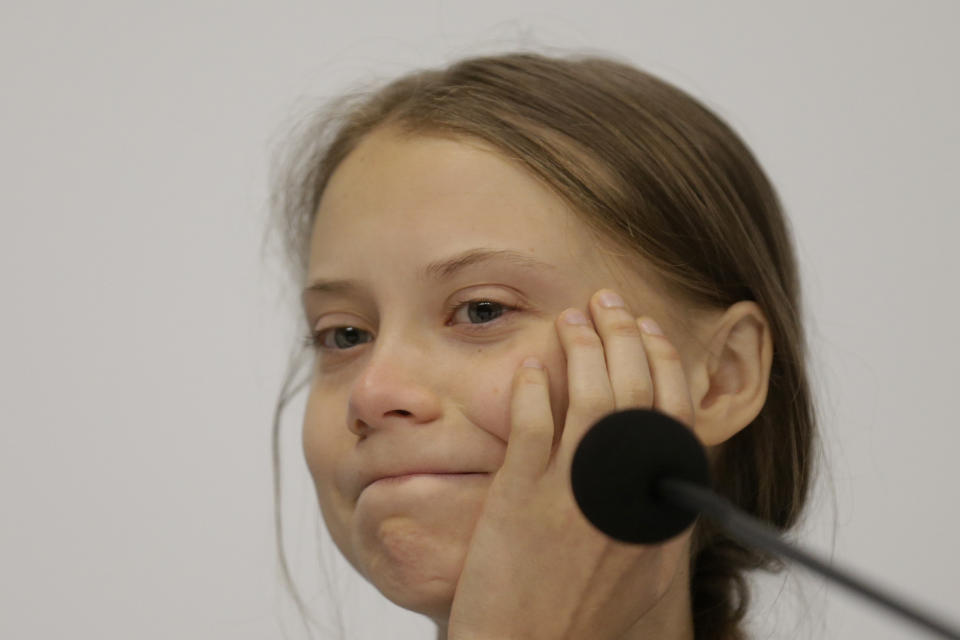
(658, 478), (960, 640)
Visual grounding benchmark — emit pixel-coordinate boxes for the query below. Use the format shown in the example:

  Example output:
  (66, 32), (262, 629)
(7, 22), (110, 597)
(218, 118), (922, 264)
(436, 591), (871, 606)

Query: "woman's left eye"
(449, 299), (517, 328)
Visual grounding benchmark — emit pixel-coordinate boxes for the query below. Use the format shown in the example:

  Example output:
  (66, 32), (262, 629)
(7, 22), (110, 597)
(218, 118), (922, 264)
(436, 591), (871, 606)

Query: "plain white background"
(2, 1), (958, 638)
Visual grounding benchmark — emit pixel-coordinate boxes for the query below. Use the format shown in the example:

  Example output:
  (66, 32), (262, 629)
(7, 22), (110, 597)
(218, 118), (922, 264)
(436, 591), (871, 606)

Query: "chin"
(353, 519), (467, 620)
(373, 568), (458, 621)
(346, 488), (486, 620)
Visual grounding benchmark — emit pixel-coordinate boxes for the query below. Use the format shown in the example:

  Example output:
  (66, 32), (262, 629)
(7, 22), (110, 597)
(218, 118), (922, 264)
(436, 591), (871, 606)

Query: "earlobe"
(690, 301), (773, 447)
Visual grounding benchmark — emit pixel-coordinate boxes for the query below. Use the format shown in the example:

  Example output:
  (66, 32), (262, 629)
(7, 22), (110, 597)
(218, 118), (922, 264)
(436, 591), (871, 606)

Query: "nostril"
(349, 420), (371, 438)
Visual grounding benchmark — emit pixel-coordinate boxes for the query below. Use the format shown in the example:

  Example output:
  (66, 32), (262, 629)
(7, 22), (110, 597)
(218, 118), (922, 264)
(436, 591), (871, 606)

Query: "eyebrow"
(301, 248), (557, 301)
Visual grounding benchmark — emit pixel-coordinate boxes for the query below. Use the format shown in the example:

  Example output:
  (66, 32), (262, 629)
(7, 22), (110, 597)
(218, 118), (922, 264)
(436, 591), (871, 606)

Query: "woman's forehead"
(318, 129), (569, 220)
(309, 132), (598, 266)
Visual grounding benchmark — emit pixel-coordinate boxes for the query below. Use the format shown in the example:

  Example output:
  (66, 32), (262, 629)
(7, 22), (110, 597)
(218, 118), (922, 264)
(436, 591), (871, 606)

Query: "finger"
(555, 307), (615, 443)
(638, 317), (695, 427)
(501, 357), (555, 481)
(588, 289), (653, 410)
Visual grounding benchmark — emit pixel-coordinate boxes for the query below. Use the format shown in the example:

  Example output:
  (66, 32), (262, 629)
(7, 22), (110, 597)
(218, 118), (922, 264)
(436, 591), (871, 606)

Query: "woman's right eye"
(304, 326), (373, 351)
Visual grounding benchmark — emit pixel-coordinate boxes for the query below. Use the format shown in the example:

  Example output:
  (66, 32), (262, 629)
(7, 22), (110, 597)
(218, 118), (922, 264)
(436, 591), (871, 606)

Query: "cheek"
(458, 358), (517, 442)
(459, 332), (571, 444)
(301, 385), (350, 501)
(301, 384), (360, 561)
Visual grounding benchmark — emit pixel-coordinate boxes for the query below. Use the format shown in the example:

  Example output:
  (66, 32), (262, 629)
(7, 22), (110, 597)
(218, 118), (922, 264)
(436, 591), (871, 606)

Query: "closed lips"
(363, 470), (488, 490)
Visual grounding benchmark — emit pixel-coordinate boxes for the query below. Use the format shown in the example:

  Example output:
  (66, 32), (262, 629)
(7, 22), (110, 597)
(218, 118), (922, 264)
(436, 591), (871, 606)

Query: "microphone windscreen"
(570, 408), (710, 544)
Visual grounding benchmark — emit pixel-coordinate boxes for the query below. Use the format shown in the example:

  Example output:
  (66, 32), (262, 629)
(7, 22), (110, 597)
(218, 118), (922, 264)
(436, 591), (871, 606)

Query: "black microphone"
(570, 408), (960, 640)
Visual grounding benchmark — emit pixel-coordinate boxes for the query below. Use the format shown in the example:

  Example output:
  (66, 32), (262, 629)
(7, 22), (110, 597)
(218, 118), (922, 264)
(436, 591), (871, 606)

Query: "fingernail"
(563, 309), (589, 325)
(639, 317), (664, 335)
(521, 356), (543, 369)
(597, 291), (625, 308)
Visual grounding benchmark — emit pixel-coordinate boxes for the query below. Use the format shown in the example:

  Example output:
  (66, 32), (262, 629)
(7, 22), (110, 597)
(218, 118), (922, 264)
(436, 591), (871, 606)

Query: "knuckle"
(567, 330), (602, 348)
(602, 316), (642, 338)
(645, 336), (683, 362)
(620, 387), (653, 409)
(570, 389), (613, 414)
(528, 417), (555, 438)
(516, 367), (545, 386)
(510, 416), (551, 439)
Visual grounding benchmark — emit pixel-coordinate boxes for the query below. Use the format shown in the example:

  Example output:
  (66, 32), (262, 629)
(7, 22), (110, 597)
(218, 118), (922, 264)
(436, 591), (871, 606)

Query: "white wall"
(2, 1), (958, 638)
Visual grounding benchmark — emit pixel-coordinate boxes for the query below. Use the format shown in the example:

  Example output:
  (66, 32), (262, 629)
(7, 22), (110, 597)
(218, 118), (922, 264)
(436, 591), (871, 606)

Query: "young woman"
(269, 51), (816, 640)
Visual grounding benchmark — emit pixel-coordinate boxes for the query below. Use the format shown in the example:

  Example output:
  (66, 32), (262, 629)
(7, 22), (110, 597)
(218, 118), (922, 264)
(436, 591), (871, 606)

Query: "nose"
(346, 338), (443, 437)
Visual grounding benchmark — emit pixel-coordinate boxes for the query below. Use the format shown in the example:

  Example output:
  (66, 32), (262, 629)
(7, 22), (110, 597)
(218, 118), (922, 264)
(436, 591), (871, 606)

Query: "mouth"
(365, 471), (489, 490)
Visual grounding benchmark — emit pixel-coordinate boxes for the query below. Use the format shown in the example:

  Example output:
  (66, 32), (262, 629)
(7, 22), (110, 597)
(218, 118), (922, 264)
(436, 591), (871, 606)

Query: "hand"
(446, 289), (697, 640)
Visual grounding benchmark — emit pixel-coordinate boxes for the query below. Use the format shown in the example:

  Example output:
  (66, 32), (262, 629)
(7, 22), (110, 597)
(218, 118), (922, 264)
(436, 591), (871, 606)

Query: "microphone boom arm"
(658, 478), (960, 640)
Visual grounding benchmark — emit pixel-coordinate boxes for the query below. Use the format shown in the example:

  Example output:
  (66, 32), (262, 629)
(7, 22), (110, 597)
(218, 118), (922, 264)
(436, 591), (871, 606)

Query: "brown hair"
(268, 51), (816, 640)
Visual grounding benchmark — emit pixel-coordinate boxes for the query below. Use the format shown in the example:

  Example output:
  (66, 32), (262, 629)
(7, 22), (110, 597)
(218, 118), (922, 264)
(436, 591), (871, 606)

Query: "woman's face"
(301, 127), (694, 620)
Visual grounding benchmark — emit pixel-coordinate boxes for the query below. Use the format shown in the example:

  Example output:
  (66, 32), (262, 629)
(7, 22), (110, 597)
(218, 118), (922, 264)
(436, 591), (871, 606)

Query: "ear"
(686, 301), (773, 446)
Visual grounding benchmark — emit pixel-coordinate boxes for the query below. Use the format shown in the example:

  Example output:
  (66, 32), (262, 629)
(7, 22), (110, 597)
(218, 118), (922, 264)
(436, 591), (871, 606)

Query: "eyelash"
(301, 298), (521, 351)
